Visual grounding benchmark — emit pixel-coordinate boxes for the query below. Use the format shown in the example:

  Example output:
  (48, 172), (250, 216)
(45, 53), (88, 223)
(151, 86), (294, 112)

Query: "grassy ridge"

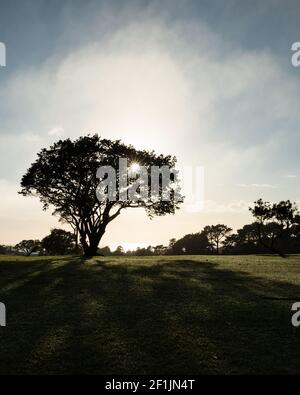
(0, 255), (300, 374)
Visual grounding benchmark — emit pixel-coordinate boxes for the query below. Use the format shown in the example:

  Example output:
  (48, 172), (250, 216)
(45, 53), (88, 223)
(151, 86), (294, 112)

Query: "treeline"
(0, 229), (80, 256)
(1, 199), (300, 257)
(169, 199), (300, 257)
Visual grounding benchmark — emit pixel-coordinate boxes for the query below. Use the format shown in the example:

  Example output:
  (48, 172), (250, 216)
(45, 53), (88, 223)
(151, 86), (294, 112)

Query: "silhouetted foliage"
(249, 199), (299, 257)
(203, 224), (232, 254)
(0, 245), (8, 255)
(20, 135), (182, 257)
(166, 232), (210, 255)
(97, 246), (112, 256)
(41, 228), (77, 255)
(112, 246), (125, 256)
(14, 240), (41, 256)
(152, 245), (167, 255)
(0, 245), (14, 255)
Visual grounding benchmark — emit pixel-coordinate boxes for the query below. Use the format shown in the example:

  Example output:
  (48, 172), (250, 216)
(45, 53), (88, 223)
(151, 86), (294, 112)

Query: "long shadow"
(0, 257), (300, 374)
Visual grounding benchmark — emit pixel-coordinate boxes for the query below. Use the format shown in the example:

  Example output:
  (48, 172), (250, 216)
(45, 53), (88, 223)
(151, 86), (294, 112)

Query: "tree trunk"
(83, 245), (99, 257)
(259, 238), (286, 258)
(256, 224), (286, 258)
(81, 229), (106, 257)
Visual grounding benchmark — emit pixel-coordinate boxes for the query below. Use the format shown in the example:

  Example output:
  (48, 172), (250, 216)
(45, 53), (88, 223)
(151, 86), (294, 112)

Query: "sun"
(129, 162), (140, 173)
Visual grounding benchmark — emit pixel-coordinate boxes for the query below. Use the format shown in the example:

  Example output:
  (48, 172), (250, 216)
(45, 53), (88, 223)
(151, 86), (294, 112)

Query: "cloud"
(237, 183), (277, 189)
(1, 7), (300, 244)
(202, 199), (251, 213)
(286, 175), (300, 178)
(1, 18), (298, 185)
(48, 126), (64, 136)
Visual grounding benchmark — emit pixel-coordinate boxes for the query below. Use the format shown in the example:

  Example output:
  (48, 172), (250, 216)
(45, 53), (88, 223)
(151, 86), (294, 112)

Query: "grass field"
(0, 254), (300, 374)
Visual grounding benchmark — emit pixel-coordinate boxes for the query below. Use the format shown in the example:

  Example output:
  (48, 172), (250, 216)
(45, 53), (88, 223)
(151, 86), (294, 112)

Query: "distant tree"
(168, 232), (210, 255)
(289, 214), (300, 252)
(0, 245), (14, 255)
(249, 199), (298, 257)
(223, 223), (261, 254)
(169, 238), (176, 249)
(0, 245), (7, 255)
(153, 244), (167, 255)
(222, 233), (239, 253)
(41, 229), (76, 255)
(98, 246), (112, 256)
(203, 224), (232, 254)
(132, 246), (154, 256)
(14, 240), (41, 256)
(20, 135), (182, 257)
(112, 246), (125, 256)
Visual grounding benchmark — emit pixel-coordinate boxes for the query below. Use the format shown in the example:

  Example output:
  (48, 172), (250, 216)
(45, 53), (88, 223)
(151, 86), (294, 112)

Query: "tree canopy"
(249, 199), (299, 257)
(14, 240), (41, 256)
(41, 228), (77, 255)
(20, 134), (182, 256)
(203, 224), (232, 254)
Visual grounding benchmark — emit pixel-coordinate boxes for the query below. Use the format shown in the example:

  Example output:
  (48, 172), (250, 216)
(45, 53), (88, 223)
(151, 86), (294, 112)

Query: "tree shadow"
(0, 256), (300, 374)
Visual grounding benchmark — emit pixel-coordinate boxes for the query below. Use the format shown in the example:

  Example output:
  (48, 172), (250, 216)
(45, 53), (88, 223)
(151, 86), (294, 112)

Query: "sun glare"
(129, 162), (140, 173)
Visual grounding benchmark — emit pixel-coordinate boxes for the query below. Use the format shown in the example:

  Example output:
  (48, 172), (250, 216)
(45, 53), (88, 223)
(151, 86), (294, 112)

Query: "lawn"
(0, 254), (300, 374)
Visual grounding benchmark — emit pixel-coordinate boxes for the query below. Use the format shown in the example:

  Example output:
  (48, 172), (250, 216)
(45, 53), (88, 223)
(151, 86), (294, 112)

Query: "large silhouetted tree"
(20, 135), (182, 256)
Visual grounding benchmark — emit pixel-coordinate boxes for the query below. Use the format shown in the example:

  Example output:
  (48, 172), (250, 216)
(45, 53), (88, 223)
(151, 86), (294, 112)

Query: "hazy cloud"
(1, 1), (300, 245)
(48, 126), (65, 136)
(237, 183), (277, 189)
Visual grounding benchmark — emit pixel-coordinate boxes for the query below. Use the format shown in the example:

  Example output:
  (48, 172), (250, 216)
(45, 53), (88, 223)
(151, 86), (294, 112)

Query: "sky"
(0, 0), (300, 250)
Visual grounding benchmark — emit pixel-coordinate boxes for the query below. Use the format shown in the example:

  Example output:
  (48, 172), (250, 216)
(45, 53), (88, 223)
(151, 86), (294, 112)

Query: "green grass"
(0, 254), (300, 374)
